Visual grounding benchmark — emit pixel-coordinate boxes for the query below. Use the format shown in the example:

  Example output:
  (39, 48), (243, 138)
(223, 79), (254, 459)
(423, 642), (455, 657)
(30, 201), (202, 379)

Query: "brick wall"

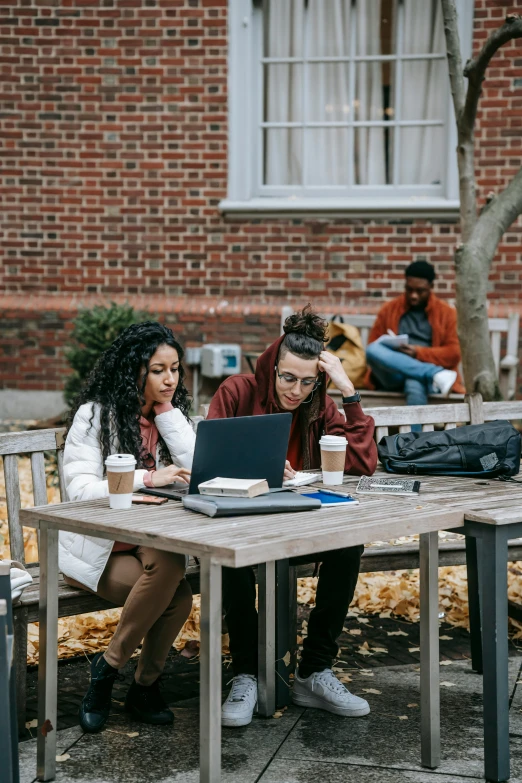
(1, 0), (522, 395)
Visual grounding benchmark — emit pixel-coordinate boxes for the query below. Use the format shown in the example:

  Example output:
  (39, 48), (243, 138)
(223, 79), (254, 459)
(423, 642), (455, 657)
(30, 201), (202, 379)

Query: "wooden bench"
(280, 305), (520, 403)
(5, 394), (522, 728)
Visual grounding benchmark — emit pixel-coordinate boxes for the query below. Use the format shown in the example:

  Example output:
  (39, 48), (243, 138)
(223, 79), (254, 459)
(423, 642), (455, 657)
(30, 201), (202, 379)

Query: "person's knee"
(365, 342), (381, 363)
(169, 577), (193, 617)
(142, 550), (186, 586)
(320, 545), (364, 568)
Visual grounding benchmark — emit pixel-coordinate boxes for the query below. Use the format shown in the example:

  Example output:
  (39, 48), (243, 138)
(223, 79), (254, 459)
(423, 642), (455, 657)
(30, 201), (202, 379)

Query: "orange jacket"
(366, 294), (465, 393)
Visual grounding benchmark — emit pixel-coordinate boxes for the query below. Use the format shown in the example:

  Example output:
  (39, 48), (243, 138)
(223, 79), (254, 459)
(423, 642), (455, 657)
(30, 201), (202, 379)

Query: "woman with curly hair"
(61, 321), (195, 733)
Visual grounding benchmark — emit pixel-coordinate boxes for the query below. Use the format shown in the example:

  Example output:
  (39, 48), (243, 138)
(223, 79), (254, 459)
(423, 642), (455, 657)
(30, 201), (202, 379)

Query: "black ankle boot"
(79, 652), (119, 733)
(124, 679), (174, 725)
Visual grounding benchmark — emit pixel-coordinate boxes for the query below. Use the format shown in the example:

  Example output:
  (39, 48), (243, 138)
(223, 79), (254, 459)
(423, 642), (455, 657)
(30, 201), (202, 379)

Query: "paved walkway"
(17, 613), (522, 783)
(18, 656), (522, 783)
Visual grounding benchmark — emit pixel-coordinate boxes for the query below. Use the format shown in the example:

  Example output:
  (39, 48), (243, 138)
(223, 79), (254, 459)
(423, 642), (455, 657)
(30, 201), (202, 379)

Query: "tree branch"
(470, 166), (522, 267)
(462, 14), (522, 137)
(440, 0), (466, 120)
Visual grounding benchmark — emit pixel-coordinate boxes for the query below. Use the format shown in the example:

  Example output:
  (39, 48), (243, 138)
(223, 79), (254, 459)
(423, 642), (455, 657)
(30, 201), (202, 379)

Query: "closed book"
(198, 477), (269, 498)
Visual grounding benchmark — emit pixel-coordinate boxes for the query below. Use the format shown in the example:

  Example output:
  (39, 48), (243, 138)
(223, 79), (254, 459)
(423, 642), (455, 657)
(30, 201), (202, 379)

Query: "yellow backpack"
(326, 317), (367, 391)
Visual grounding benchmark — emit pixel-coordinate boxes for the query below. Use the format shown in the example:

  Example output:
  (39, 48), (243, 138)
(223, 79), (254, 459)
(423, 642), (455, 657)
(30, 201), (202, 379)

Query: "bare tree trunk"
(441, 2), (522, 399)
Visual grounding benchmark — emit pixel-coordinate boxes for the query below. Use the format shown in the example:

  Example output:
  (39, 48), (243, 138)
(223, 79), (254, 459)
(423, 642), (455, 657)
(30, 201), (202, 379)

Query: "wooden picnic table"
(19, 473), (522, 783)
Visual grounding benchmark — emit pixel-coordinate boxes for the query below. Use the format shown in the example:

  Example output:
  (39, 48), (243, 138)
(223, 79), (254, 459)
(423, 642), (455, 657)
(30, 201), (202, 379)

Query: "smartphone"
(131, 494), (168, 505)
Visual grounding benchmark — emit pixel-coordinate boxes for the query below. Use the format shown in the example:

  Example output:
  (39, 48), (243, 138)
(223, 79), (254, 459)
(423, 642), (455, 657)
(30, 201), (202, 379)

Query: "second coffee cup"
(105, 454), (136, 509)
(319, 435), (348, 485)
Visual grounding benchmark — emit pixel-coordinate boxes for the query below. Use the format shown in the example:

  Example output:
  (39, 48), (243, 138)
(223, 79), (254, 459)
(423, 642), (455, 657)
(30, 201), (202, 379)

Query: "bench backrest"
(281, 306), (520, 398)
(0, 429), (66, 565)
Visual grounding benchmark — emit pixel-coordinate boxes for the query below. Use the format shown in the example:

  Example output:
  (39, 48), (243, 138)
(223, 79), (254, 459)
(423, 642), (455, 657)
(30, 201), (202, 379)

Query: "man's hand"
(151, 466), (191, 487)
(318, 351), (355, 397)
(397, 344), (417, 358)
(284, 460), (296, 481)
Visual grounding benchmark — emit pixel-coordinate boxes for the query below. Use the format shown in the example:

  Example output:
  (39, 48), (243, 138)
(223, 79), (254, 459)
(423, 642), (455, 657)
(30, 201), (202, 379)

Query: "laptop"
(140, 412), (292, 500)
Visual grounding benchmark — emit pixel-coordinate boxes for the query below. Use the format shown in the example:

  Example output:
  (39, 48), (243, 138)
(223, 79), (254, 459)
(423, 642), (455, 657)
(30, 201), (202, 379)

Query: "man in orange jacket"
(366, 261), (464, 409)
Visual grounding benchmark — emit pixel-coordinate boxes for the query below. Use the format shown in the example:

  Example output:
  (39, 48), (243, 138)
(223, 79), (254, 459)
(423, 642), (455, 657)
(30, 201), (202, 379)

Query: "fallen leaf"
(440, 681), (457, 687)
(408, 647), (420, 653)
(439, 635), (453, 641)
(357, 642), (373, 657)
(126, 732), (139, 738)
(282, 651), (291, 667)
(357, 617), (370, 624)
(362, 688), (381, 694)
(371, 647), (388, 654)
(407, 703), (418, 708)
(25, 719), (38, 729)
(440, 660), (453, 666)
(359, 670), (374, 677)
(387, 630), (408, 637)
(349, 628), (362, 636)
(398, 715), (408, 720)
(56, 754), (70, 763)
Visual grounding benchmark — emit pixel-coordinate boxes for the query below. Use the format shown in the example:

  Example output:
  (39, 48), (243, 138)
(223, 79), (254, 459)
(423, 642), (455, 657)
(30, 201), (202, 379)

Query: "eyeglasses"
(275, 366), (321, 391)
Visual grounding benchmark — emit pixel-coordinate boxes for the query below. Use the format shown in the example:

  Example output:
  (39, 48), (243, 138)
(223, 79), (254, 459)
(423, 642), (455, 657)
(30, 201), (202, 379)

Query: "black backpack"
(377, 419), (521, 478)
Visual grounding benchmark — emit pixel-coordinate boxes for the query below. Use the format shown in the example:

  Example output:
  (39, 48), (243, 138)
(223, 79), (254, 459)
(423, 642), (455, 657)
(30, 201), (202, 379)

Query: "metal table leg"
(419, 531), (440, 769)
(258, 561), (276, 717)
(37, 523), (59, 782)
(200, 557), (222, 783)
(465, 535), (483, 673)
(275, 560), (295, 708)
(480, 526), (509, 783)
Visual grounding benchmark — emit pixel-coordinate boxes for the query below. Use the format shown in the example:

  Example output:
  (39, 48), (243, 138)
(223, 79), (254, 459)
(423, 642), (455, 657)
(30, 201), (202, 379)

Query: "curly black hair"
(67, 321), (192, 468)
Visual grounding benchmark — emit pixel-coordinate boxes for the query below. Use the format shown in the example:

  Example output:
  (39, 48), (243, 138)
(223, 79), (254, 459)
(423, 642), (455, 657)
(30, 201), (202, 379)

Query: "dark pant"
(222, 545), (364, 678)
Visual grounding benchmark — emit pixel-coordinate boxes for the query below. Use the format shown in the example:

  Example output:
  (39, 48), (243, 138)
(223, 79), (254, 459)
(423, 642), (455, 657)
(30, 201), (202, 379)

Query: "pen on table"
(319, 488), (354, 498)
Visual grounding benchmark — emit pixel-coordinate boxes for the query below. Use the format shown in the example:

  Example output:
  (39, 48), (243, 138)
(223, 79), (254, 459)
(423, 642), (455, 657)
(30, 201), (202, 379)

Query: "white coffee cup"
(105, 454), (136, 509)
(319, 435), (348, 485)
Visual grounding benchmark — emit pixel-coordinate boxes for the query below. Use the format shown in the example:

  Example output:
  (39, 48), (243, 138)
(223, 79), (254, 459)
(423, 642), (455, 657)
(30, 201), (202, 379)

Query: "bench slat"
(0, 429), (63, 456)
(4, 455), (24, 564)
(31, 452), (48, 507)
(364, 403), (471, 427)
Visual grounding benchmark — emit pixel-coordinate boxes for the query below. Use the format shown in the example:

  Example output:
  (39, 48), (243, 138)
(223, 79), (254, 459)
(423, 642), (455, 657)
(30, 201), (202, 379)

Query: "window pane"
(306, 129), (349, 186)
(354, 62), (392, 123)
(354, 127), (391, 185)
(307, 0), (351, 57)
(264, 129), (303, 186)
(264, 0), (305, 59)
(398, 126), (444, 185)
(306, 64), (350, 122)
(401, 59), (446, 121)
(402, 0), (444, 56)
(264, 65), (303, 123)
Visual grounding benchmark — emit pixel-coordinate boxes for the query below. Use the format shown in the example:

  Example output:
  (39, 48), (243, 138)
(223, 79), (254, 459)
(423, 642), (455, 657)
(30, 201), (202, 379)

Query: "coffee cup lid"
(105, 454), (136, 468)
(319, 435), (347, 446)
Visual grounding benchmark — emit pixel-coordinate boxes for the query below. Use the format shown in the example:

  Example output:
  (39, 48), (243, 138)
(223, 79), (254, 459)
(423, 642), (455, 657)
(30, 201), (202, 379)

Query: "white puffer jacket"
(59, 402), (196, 591)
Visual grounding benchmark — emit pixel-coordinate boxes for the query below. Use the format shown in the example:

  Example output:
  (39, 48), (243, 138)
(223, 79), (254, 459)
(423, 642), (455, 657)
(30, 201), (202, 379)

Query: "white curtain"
(399, 0), (446, 184)
(264, 0), (385, 188)
(264, 0), (443, 189)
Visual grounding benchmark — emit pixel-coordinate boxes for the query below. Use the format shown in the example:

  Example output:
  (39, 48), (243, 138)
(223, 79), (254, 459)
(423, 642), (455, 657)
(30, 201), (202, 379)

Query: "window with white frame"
(224, 0), (473, 212)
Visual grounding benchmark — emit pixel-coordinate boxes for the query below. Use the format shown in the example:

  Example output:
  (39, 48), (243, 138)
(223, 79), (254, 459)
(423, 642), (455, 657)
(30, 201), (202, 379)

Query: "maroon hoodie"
(207, 336), (377, 476)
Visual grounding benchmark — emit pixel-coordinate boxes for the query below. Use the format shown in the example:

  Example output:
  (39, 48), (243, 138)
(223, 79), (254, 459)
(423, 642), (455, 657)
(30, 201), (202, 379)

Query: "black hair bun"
(283, 304), (328, 344)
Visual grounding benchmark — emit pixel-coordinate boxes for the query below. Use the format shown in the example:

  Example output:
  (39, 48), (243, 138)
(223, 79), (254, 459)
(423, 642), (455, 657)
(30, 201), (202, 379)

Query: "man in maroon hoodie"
(207, 307), (377, 727)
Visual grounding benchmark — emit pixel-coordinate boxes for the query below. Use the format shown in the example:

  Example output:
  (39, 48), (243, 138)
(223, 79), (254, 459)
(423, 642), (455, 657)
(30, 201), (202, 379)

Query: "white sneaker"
(221, 674), (258, 727)
(292, 668), (370, 717)
(432, 369), (457, 397)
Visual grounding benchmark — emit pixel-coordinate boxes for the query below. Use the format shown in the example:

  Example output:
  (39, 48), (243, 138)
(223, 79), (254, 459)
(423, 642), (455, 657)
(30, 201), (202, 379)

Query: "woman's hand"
(151, 465), (191, 487)
(318, 351), (355, 397)
(284, 460), (296, 481)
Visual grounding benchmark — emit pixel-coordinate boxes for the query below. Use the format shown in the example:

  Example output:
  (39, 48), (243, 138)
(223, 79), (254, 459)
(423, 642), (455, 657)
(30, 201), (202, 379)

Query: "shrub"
(64, 302), (151, 406)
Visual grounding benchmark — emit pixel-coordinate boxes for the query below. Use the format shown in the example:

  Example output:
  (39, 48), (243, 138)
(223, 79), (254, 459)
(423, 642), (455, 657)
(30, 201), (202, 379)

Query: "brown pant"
(65, 547), (192, 685)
